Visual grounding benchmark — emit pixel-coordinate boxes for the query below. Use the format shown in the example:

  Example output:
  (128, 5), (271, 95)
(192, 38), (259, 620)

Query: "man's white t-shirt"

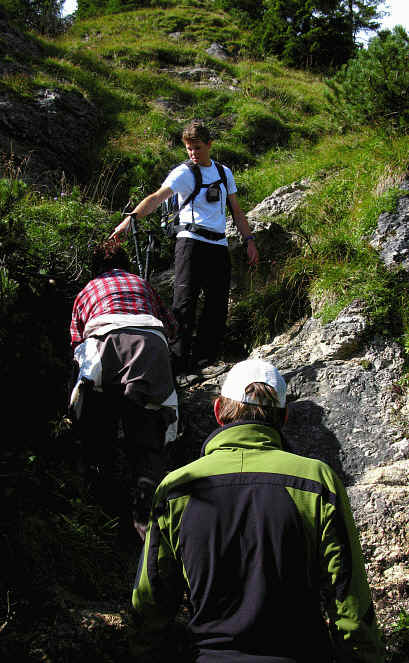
(162, 160), (237, 246)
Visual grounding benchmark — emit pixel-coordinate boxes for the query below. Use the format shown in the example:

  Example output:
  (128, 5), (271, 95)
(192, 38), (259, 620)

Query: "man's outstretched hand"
(109, 216), (131, 240)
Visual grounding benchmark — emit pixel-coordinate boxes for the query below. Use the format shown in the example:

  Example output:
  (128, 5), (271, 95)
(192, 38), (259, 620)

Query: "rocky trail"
(2, 176), (409, 663)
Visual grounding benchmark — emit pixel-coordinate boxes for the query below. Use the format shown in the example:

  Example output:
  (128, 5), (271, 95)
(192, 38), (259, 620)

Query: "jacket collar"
(200, 420), (284, 457)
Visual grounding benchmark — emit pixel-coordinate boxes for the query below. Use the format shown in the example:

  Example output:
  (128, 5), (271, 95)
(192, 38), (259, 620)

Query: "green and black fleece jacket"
(132, 421), (384, 663)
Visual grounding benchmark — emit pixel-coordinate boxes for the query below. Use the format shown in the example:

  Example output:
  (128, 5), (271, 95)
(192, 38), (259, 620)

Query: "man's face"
(184, 139), (212, 166)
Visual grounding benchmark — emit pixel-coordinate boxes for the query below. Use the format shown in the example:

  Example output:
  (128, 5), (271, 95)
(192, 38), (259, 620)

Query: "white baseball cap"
(221, 359), (287, 408)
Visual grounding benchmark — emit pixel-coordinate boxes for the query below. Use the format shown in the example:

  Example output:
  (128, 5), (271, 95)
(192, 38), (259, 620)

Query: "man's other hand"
(247, 240), (259, 267)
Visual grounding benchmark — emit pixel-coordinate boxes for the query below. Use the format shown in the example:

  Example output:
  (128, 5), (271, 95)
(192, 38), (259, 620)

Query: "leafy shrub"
(6, 191), (113, 289)
(0, 178), (28, 216)
(326, 26), (409, 131)
(0, 183), (119, 453)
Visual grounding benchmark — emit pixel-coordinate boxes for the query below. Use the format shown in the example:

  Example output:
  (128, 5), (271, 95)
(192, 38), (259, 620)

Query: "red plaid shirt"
(70, 269), (177, 347)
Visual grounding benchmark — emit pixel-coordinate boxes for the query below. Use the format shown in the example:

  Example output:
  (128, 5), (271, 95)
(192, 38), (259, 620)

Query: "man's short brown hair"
(217, 382), (286, 428)
(182, 120), (211, 144)
(91, 238), (130, 277)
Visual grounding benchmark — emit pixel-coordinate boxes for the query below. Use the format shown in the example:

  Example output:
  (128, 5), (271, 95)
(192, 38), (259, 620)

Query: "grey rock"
(249, 303), (407, 483)
(254, 299), (369, 366)
(370, 194), (409, 270)
(247, 179), (312, 225)
(178, 67), (219, 82)
(159, 66), (226, 89)
(168, 32), (182, 40)
(0, 87), (100, 186)
(226, 179), (311, 248)
(206, 42), (229, 60)
(0, 12), (101, 187)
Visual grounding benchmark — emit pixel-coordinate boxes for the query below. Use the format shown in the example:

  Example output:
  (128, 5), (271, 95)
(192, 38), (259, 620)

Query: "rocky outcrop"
(247, 178), (312, 225)
(0, 10), (101, 187)
(251, 301), (407, 481)
(159, 66), (225, 88)
(206, 42), (229, 60)
(370, 192), (409, 271)
(226, 178), (312, 248)
(158, 66), (238, 91)
(0, 87), (100, 187)
(0, 8), (42, 76)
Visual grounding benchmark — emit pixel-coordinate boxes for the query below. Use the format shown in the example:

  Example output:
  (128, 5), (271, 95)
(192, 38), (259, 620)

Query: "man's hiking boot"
(194, 359), (228, 379)
(175, 372), (200, 388)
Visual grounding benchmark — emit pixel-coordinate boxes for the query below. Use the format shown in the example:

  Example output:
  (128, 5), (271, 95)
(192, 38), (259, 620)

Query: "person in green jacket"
(130, 358), (385, 663)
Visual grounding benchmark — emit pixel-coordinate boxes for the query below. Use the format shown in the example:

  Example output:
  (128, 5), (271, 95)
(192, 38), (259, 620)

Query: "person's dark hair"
(217, 382), (286, 428)
(91, 238), (130, 277)
(182, 120), (211, 144)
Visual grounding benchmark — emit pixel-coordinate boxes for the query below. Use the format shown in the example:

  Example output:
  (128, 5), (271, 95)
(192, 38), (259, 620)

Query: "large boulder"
(0, 10), (101, 187)
(226, 178), (312, 248)
(370, 192), (409, 271)
(205, 42), (229, 60)
(0, 87), (100, 187)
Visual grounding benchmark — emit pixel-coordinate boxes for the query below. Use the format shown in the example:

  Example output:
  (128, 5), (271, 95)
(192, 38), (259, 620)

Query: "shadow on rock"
(282, 400), (345, 483)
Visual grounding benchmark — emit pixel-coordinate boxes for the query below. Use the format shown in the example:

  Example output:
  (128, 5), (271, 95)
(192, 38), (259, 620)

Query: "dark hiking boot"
(194, 360), (228, 379)
(175, 372), (200, 388)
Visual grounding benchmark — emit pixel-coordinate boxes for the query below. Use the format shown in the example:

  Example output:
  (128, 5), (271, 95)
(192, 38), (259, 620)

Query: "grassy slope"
(34, 7), (409, 352)
(2, 2), (409, 350)
(30, 4), (332, 188)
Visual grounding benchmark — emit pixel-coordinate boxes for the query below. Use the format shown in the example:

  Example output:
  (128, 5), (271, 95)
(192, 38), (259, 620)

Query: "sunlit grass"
(7, 3), (409, 353)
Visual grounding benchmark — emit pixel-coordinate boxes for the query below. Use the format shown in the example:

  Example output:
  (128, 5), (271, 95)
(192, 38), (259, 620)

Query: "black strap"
(214, 161), (234, 219)
(214, 161), (227, 189)
(183, 225), (226, 241)
(177, 160), (202, 214)
(178, 159), (235, 222)
(214, 161), (234, 221)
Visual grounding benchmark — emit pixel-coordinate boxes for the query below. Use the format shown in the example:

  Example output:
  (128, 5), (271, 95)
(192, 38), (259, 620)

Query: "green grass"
(2, 2), (409, 354)
(10, 6), (327, 199)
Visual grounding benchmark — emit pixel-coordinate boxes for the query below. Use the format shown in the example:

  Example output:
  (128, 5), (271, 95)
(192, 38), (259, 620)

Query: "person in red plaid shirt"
(70, 263), (177, 348)
(69, 239), (178, 541)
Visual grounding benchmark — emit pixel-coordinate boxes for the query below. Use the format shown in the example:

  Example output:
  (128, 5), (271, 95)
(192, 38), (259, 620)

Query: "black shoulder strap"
(178, 160), (202, 212)
(214, 161), (234, 220)
(178, 159), (235, 221)
(214, 161), (227, 189)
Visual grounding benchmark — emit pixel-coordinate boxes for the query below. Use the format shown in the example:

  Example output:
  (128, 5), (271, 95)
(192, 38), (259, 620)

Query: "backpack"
(161, 159), (234, 237)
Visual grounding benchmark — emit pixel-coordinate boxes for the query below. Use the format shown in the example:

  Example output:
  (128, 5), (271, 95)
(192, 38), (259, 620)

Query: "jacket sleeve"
(130, 497), (186, 657)
(320, 472), (385, 663)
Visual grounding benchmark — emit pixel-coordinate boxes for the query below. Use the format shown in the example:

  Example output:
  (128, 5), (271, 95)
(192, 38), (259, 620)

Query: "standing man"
(69, 238), (178, 540)
(110, 121), (259, 377)
(130, 359), (385, 662)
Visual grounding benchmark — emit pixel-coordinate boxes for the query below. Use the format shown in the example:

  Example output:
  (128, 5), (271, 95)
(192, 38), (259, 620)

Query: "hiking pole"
(130, 214), (144, 278)
(144, 230), (157, 281)
(122, 201), (144, 278)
